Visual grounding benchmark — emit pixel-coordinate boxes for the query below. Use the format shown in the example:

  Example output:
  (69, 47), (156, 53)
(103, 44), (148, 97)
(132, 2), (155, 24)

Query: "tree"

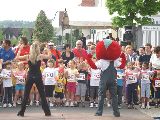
(106, 0), (160, 28)
(33, 10), (54, 42)
(22, 28), (30, 39)
(0, 29), (4, 41)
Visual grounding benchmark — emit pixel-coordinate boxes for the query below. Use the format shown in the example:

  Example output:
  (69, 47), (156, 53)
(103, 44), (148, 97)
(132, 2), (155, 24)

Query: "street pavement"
(0, 103), (157, 120)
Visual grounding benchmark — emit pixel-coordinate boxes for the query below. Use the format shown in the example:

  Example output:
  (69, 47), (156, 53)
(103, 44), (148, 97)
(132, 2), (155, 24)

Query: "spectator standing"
(15, 37), (30, 63)
(72, 40), (87, 62)
(61, 44), (74, 66)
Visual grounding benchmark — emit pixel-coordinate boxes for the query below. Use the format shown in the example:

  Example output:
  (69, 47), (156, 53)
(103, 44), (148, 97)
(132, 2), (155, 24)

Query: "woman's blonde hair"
(29, 40), (40, 64)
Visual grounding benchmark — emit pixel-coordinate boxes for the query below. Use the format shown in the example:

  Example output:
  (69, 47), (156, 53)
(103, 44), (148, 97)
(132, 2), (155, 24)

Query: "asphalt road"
(0, 103), (156, 120)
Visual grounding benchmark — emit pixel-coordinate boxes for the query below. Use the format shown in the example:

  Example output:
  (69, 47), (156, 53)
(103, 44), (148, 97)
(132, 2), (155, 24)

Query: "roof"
(60, 7), (113, 29)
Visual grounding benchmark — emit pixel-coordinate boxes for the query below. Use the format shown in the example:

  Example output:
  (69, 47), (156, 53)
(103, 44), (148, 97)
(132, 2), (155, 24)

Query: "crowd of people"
(0, 36), (160, 111)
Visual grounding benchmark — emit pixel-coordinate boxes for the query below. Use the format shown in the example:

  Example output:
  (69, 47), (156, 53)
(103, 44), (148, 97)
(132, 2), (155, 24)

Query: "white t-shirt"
(1, 69), (12, 87)
(42, 67), (58, 85)
(150, 54), (160, 69)
(140, 69), (151, 84)
(90, 69), (101, 86)
(66, 68), (79, 82)
(95, 58), (121, 71)
(14, 70), (26, 85)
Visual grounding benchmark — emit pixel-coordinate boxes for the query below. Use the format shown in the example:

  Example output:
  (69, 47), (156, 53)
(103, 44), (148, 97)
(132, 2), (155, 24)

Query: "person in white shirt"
(0, 61), (13, 108)
(139, 62), (152, 109)
(42, 59), (58, 107)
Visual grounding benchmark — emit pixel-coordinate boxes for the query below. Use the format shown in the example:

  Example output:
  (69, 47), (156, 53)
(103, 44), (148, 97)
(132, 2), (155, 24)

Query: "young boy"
(42, 59), (58, 107)
(0, 62), (13, 108)
(75, 62), (88, 107)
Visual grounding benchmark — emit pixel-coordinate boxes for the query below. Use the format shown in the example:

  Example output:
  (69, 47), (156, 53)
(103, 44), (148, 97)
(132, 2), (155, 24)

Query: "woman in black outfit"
(17, 41), (51, 117)
(61, 44), (74, 66)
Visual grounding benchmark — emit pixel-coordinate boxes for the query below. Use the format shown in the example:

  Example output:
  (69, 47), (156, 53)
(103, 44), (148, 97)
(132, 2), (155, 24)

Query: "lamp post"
(61, 8), (69, 45)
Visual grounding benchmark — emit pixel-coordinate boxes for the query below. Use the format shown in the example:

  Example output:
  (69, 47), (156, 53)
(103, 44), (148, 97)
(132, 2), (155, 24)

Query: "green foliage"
(11, 37), (19, 46)
(0, 20), (35, 28)
(0, 29), (4, 41)
(22, 28), (31, 39)
(33, 10), (54, 42)
(106, 0), (160, 28)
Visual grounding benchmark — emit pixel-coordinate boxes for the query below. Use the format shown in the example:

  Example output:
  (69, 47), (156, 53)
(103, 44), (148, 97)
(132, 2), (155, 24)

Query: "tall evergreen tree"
(33, 10), (54, 42)
(106, 0), (160, 28)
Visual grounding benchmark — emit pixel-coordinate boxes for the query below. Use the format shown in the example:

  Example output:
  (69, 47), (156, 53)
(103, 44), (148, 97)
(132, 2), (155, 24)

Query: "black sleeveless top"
(28, 60), (42, 77)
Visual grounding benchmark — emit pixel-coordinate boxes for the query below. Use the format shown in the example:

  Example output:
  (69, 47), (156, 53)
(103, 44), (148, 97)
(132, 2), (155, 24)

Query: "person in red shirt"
(15, 37), (30, 63)
(48, 42), (61, 67)
(152, 70), (160, 108)
(72, 40), (87, 63)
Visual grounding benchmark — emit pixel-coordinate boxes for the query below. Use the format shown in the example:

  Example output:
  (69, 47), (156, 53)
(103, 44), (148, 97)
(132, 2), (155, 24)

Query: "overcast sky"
(0, 0), (82, 22)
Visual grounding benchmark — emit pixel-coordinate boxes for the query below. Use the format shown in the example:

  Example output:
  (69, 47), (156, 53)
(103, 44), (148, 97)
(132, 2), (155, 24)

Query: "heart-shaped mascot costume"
(85, 39), (126, 117)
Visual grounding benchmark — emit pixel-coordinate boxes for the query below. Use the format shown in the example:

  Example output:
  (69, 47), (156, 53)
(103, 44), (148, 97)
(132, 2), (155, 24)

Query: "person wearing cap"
(48, 42), (61, 67)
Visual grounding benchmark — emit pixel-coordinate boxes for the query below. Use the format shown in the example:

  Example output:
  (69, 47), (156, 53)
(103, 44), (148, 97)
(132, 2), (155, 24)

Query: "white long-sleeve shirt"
(95, 58), (121, 71)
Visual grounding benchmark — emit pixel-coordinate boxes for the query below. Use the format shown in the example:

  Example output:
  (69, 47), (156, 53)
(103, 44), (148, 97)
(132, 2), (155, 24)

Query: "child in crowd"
(125, 62), (139, 109)
(54, 68), (66, 106)
(139, 62), (151, 109)
(75, 62), (88, 107)
(30, 85), (39, 106)
(42, 59), (58, 107)
(65, 60), (79, 107)
(151, 70), (160, 108)
(89, 57), (101, 108)
(0, 62), (13, 108)
(116, 67), (125, 109)
(13, 62), (27, 107)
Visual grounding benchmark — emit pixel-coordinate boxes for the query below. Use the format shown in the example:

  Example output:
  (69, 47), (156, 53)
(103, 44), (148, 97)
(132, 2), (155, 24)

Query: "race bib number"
(77, 73), (85, 80)
(46, 72), (54, 78)
(57, 83), (63, 89)
(142, 74), (149, 81)
(117, 72), (123, 79)
(93, 73), (100, 80)
(16, 76), (25, 84)
(68, 74), (75, 81)
(128, 75), (137, 83)
(155, 80), (160, 87)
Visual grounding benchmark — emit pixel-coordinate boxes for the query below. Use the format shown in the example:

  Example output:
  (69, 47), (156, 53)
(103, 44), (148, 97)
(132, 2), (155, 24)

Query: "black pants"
(127, 83), (138, 105)
(19, 76), (50, 114)
(3, 87), (12, 104)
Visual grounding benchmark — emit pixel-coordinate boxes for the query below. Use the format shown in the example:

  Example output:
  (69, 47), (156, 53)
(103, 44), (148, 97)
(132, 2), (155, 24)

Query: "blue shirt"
(0, 48), (15, 62)
(117, 69), (124, 86)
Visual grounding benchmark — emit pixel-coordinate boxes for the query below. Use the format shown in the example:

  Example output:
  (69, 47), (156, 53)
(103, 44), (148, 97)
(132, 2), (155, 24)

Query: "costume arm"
(85, 54), (97, 69)
(118, 52), (126, 69)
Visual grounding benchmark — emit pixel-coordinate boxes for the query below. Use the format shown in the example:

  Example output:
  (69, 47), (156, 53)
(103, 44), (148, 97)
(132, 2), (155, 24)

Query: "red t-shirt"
(50, 49), (61, 60)
(72, 48), (87, 60)
(15, 45), (30, 56)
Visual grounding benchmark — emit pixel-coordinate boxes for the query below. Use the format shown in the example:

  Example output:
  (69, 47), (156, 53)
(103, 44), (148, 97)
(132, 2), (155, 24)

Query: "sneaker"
(141, 104), (145, 109)
(30, 101), (33, 106)
(107, 102), (111, 107)
(90, 102), (94, 108)
(70, 102), (74, 107)
(128, 104), (132, 109)
(13, 103), (16, 107)
(49, 103), (54, 107)
(155, 104), (158, 108)
(146, 105), (151, 109)
(3, 103), (7, 108)
(8, 103), (12, 108)
(95, 103), (98, 108)
(65, 101), (69, 107)
(17, 100), (22, 105)
(36, 101), (39, 106)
